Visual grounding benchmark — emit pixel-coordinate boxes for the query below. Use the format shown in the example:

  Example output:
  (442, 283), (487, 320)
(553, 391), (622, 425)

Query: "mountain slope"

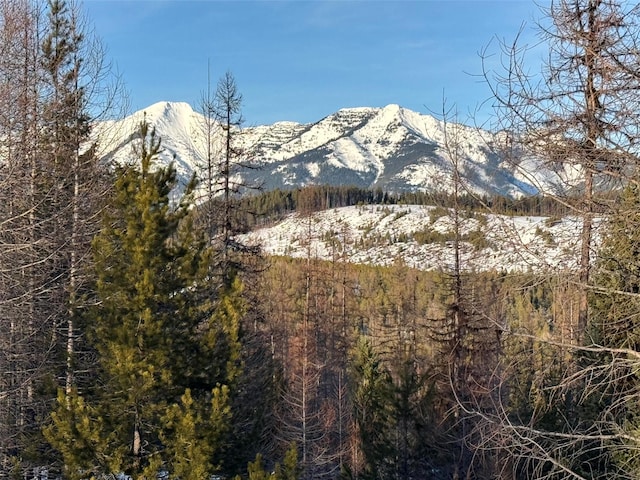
(93, 101), (549, 199)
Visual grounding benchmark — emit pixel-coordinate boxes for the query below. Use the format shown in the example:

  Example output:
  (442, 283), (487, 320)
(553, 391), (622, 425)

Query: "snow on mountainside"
(92, 101), (561, 199)
(238, 204), (598, 273)
(91, 102), (600, 272)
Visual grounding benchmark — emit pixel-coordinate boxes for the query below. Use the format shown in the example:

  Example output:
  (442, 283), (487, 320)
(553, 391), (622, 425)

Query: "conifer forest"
(5, 0), (640, 479)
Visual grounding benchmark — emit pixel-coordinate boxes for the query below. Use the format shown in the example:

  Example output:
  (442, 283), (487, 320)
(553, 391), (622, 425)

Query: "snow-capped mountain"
(93, 101), (547, 199)
(91, 102), (601, 272)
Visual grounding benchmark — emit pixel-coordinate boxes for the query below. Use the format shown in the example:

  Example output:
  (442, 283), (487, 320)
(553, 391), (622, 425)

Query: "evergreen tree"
(245, 454), (272, 480)
(275, 443), (301, 480)
(390, 354), (438, 480)
(161, 386), (231, 480)
(43, 388), (105, 480)
(88, 121), (192, 476)
(591, 180), (640, 350)
(349, 336), (395, 479)
(212, 275), (279, 474)
(234, 443), (300, 480)
(45, 120), (232, 479)
(195, 70), (276, 475)
(587, 177), (640, 476)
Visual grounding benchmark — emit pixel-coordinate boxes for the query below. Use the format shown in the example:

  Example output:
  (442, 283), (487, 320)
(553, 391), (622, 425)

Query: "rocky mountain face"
(93, 101), (550, 199)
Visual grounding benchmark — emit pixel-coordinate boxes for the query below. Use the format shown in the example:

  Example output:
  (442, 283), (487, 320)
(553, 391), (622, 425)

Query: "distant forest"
(227, 184), (575, 231)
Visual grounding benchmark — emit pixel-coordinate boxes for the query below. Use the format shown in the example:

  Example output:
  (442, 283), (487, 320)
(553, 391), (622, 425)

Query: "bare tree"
(431, 102), (506, 479)
(469, 2), (640, 477)
(0, 0), (121, 474)
(0, 1), (43, 473)
(485, 0), (640, 341)
(196, 59), (219, 237)
(203, 70), (262, 288)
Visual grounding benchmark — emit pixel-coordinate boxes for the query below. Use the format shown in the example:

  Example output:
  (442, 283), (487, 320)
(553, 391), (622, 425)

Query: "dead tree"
(476, 2), (640, 477)
(485, 0), (640, 342)
(0, 0), (121, 474)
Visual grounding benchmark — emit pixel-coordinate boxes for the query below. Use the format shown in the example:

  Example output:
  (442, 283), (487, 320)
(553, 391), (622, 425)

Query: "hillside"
(239, 203), (596, 273)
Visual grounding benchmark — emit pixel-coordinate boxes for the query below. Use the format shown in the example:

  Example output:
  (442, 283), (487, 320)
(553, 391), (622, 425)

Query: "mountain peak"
(141, 101), (195, 122)
(382, 103), (402, 112)
(94, 101), (564, 199)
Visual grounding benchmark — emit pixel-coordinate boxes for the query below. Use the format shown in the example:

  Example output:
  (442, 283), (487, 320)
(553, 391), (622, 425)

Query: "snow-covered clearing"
(239, 204), (596, 273)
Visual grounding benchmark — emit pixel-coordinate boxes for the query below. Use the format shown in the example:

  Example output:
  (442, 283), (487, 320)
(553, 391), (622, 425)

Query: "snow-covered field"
(239, 204), (596, 273)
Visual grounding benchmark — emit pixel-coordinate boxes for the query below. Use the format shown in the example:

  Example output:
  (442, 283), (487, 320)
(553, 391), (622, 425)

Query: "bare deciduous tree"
(471, 2), (640, 477)
(485, 0), (640, 340)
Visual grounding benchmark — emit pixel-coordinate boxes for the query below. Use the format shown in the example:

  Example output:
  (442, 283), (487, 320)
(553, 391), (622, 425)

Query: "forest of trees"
(4, 0), (640, 479)
(230, 184), (574, 232)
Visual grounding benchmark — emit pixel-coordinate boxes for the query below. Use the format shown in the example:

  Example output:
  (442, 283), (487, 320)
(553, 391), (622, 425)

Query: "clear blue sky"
(83, 0), (543, 126)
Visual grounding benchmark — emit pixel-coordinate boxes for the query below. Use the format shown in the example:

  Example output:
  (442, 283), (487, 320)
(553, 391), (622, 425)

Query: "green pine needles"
(45, 120), (242, 479)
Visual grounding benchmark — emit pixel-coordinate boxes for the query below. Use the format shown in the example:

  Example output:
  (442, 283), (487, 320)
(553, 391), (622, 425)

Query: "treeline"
(230, 186), (393, 229)
(226, 184), (574, 231)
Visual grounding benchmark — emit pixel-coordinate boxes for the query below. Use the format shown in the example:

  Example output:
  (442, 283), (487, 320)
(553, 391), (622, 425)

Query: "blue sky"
(83, 0), (543, 126)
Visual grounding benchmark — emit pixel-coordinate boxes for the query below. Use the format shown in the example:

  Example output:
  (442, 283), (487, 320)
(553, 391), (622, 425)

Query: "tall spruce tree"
(349, 336), (395, 480)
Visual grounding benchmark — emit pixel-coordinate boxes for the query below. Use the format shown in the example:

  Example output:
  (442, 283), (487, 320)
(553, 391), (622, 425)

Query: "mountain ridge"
(92, 101), (551, 199)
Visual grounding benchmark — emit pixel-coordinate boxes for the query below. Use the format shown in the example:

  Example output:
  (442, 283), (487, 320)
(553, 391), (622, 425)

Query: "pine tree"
(90, 121), (189, 476)
(43, 388), (105, 480)
(591, 180), (640, 350)
(161, 386), (231, 480)
(391, 353), (437, 480)
(45, 120), (232, 479)
(587, 177), (640, 476)
(275, 443), (301, 480)
(233, 443), (299, 480)
(204, 276), (244, 386)
(209, 275), (276, 474)
(245, 454), (271, 480)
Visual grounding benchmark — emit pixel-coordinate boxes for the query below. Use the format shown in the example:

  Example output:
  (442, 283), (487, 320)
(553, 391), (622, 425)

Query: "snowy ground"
(239, 204), (598, 273)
